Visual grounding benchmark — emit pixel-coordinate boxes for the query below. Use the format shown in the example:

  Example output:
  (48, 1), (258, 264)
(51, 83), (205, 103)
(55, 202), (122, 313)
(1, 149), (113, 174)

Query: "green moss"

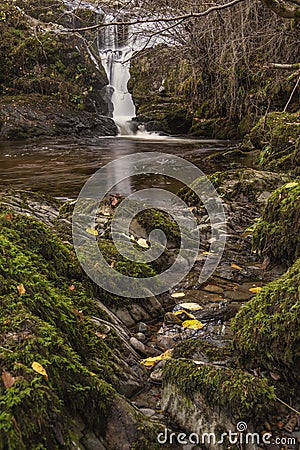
(249, 111), (300, 172)
(0, 209), (124, 449)
(136, 209), (181, 246)
(163, 360), (276, 420)
(253, 181), (300, 263)
(178, 168), (284, 206)
(0, 13), (107, 111)
(173, 339), (233, 362)
(232, 258), (300, 382)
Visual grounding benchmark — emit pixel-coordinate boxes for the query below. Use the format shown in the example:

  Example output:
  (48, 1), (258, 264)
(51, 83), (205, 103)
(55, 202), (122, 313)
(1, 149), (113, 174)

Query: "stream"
(0, 135), (245, 198)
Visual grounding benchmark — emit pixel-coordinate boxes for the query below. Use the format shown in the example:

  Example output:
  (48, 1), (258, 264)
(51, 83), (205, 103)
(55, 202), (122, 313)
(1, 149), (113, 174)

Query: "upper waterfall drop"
(98, 19), (137, 135)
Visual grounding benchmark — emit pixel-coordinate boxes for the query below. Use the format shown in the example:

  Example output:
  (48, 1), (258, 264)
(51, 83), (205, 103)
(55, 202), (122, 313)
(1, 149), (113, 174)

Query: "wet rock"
(164, 312), (182, 325)
(139, 408), (156, 418)
(129, 304), (151, 323)
(0, 95), (118, 141)
(150, 368), (163, 384)
(136, 322), (149, 334)
(81, 431), (106, 450)
(135, 332), (147, 342)
(129, 337), (146, 354)
(114, 308), (135, 327)
(203, 284), (224, 294)
(156, 334), (177, 351)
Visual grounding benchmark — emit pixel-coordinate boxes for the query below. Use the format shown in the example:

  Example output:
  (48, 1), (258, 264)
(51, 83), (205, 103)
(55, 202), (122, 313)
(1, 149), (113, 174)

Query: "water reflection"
(0, 136), (237, 197)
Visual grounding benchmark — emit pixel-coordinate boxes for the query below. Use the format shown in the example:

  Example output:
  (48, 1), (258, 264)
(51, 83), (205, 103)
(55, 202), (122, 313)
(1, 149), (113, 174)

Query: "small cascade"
(98, 18), (137, 135)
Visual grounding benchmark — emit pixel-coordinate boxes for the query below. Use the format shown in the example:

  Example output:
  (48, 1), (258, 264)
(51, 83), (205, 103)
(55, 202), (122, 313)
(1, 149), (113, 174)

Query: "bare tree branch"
(284, 72), (300, 111)
(63, 0), (246, 32)
(260, 0), (300, 18)
(263, 62), (300, 69)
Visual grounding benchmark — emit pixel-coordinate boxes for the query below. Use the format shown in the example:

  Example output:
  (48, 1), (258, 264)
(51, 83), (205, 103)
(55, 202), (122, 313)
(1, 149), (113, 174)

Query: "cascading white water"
(98, 19), (137, 135)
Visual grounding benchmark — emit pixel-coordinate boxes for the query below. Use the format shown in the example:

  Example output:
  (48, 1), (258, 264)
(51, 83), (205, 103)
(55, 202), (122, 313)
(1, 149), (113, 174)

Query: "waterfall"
(98, 19), (137, 136)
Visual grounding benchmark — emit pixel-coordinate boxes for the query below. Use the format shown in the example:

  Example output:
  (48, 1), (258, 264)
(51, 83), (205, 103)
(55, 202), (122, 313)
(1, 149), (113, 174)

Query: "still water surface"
(0, 135), (240, 198)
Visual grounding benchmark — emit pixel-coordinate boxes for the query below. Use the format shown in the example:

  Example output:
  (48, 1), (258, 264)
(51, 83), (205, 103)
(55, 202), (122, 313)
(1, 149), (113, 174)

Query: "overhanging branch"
(260, 0), (300, 18)
(63, 0), (246, 33)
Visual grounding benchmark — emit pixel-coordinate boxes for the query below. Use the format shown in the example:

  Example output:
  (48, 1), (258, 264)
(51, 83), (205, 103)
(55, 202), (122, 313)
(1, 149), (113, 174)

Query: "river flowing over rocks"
(0, 0), (300, 448)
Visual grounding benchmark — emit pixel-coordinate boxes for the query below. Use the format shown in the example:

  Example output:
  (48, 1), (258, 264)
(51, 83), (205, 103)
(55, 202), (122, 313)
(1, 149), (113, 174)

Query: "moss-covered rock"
(0, 203), (163, 449)
(0, 1), (116, 139)
(179, 168), (285, 207)
(232, 257), (300, 383)
(248, 111), (300, 173)
(163, 359), (276, 421)
(253, 181), (300, 264)
(172, 339), (233, 363)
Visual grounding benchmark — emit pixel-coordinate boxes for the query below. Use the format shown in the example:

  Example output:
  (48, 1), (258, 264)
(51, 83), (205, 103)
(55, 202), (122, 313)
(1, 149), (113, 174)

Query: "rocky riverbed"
(1, 161), (299, 449)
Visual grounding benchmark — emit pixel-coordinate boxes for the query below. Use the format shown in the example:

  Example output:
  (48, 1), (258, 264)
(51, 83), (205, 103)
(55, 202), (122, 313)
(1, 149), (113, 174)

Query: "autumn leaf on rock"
(249, 287), (262, 294)
(32, 362), (48, 381)
(231, 263), (242, 271)
(1, 370), (16, 388)
(171, 292), (185, 298)
(17, 284), (26, 295)
(85, 227), (98, 236)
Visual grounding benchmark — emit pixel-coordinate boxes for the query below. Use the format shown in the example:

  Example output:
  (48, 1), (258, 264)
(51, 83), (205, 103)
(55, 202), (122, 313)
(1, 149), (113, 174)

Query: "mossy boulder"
(0, 203), (163, 449)
(189, 117), (239, 139)
(232, 257), (300, 383)
(172, 339), (233, 363)
(0, 2), (115, 139)
(248, 111), (300, 173)
(253, 181), (300, 264)
(163, 359), (276, 421)
(179, 168), (285, 206)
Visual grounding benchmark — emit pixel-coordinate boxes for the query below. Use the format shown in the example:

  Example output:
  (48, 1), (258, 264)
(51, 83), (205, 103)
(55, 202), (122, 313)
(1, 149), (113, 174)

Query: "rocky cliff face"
(0, 1), (118, 139)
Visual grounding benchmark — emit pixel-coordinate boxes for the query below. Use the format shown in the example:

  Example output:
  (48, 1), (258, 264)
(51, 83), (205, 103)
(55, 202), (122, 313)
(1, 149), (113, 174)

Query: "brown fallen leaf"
(261, 256), (270, 270)
(269, 372), (281, 381)
(32, 362), (48, 381)
(95, 332), (107, 339)
(17, 284), (26, 295)
(1, 370), (16, 388)
(111, 197), (119, 207)
(5, 213), (12, 220)
(69, 285), (75, 291)
(72, 309), (84, 321)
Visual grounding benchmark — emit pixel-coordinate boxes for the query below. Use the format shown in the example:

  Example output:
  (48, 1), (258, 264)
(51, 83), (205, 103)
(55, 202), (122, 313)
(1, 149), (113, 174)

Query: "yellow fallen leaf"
(202, 251), (212, 255)
(249, 287), (262, 294)
(17, 284), (26, 295)
(182, 319), (204, 330)
(137, 238), (149, 248)
(86, 227), (98, 236)
(140, 349), (173, 369)
(174, 310), (196, 319)
(178, 302), (202, 311)
(32, 362), (48, 381)
(171, 292), (185, 298)
(231, 263), (242, 270)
